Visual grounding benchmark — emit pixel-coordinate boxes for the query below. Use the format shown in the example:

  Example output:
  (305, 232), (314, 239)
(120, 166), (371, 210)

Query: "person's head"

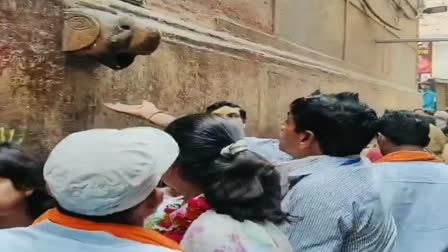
(280, 92), (378, 159)
(44, 127), (179, 226)
(163, 114), (287, 224)
(434, 111), (448, 129)
(0, 143), (54, 222)
(206, 101), (247, 124)
(376, 111), (430, 155)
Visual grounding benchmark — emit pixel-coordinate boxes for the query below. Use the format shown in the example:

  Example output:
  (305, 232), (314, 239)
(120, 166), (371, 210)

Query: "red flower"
(157, 195), (211, 243)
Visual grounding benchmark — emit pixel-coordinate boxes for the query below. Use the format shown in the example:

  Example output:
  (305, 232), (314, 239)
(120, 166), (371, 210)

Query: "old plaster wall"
(0, 0), (421, 155)
(0, 0), (68, 154)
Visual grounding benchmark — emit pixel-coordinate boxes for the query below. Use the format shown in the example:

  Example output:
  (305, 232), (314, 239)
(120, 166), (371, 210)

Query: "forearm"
(145, 112), (176, 128)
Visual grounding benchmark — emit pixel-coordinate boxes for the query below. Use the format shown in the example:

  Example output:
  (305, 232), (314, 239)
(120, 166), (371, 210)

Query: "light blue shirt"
(245, 137), (292, 164)
(0, 221), (180, 252)
(374, 161), (448, 252)
(281, 156), (396, 252)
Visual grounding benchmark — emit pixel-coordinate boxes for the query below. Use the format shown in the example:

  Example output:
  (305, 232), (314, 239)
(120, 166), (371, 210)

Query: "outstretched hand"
(104, 100), (160, 119)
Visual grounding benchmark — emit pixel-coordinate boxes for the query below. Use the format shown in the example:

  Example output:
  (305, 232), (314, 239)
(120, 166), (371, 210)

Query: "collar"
(279, 155), (363, 189)
(34, 209), (183, 251)
(376, 151), (442, 163)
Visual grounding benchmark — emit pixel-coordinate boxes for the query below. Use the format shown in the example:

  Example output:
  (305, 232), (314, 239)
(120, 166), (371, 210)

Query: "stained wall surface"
(0, 0), (421, 155)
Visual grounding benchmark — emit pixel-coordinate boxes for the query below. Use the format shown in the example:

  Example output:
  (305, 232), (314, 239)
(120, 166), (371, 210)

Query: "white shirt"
(181, 210), (293, 252)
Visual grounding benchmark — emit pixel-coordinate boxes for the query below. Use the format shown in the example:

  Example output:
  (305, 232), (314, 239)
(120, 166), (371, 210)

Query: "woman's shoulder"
(181, 210), (292, 252)
(183, 210), (239, 238)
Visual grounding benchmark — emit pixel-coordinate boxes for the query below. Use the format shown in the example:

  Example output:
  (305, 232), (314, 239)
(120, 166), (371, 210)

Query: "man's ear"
(298, 130), (315, 147)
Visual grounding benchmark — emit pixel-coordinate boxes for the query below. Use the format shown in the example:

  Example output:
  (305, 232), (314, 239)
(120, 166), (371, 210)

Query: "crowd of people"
(0, 91), (447, 252)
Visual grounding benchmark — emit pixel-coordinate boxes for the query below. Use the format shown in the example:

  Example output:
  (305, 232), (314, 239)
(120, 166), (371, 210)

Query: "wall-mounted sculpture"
(120, 0), (144, 6)
(63, 8), (161, 70)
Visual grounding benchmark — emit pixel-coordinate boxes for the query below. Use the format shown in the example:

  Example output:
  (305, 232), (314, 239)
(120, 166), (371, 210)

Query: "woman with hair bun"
(159, 113), (292, 252)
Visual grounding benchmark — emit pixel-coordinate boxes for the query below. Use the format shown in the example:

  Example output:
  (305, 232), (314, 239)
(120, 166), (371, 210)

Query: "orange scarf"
(376, 151), (442, 163)
(34, 208), (182, 251)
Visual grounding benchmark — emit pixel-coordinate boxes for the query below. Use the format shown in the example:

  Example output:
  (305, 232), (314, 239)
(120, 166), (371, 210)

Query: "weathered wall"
(0, 0), (421, 156)
(0, 0), (67, 154)
(420, 0), (448, 80)
(420, 0), (448, 37)
(277, 0), (419, 89)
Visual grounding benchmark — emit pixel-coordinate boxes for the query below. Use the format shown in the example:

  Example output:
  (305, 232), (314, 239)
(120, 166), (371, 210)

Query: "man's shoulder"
(0, 225), (180, 252)
(375, 161), (448, 181)
(244, 137), (280, 148)
(0, 227), (41, 252)
(244, 137), (292, 163)
(0, 226), (35, 238)
(288, 164), (378, 209)
(295, 163), (373, 189)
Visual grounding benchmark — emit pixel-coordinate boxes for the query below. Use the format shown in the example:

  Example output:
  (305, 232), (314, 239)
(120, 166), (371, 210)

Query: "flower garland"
(152, 195), (211, 243)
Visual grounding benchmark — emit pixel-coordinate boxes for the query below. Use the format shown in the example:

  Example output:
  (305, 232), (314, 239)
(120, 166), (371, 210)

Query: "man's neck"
(386, 146), (424, 155)
(0, 206), (33, 228)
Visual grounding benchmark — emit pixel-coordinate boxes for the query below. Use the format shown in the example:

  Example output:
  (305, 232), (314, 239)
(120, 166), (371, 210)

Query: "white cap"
(44, 127), (179, 216)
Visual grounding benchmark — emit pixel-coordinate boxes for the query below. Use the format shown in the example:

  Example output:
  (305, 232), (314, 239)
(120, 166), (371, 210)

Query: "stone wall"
(0, 0), (421, 156)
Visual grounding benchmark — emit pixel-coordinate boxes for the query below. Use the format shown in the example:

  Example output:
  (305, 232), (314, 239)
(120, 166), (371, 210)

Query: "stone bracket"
(62, 6), (160, 70)
(120, 0), (144, 6)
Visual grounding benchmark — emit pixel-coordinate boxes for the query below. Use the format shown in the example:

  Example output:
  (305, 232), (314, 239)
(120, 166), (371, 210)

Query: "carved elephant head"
(63, 8), (161, 70)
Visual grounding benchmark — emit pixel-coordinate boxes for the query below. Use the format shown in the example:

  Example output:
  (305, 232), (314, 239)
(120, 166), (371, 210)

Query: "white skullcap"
(44, 127), (179, 216)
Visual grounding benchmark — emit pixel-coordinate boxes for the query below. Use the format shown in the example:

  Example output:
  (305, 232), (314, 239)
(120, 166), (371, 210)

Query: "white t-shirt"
(181, 210), (293, 252)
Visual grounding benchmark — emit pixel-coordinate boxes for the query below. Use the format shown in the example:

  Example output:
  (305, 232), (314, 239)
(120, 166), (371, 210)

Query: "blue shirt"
(423, 90), (437, 111)
(374, 161), (448, 252)
(245, 137), (292, 164)
(280, 156), (396, 252)
(0, 221), (180, 252)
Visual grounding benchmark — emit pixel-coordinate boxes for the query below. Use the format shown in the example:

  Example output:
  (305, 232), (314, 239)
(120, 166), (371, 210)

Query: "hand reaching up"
(104, 100), (161, 120)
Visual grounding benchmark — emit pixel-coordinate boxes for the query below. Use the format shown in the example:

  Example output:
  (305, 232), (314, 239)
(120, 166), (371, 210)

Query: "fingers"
(103, 102), (143, 117)
(104, 103), (139, 110)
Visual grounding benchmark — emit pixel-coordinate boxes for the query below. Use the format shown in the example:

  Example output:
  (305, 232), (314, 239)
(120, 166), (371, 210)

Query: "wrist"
(144, 110), (165, 121)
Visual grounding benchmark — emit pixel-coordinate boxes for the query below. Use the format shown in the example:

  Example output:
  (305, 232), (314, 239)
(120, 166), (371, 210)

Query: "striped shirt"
(280, 156), (396, 252)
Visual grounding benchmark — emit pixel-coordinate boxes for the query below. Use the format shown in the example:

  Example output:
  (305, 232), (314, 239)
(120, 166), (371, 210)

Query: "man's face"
(280, 112), (322, 159)
(279, 113), (304, 158)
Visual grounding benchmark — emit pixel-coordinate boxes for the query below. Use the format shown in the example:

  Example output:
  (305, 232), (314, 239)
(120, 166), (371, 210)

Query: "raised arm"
(104, 100), (176, 128)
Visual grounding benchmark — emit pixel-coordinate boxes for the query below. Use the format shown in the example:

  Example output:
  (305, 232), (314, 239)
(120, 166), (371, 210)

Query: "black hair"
(290, 92), (378, 156)
(330, 92), (360, 102)
(205, 101), (247, 122)
(414, 113), (436, 125)
(377, 111), (430, 147)
(309, 90), (321, 96)
(0, 143), (55, 219)
(165, 114), (287, 224)
(308, 90), (359, 102)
